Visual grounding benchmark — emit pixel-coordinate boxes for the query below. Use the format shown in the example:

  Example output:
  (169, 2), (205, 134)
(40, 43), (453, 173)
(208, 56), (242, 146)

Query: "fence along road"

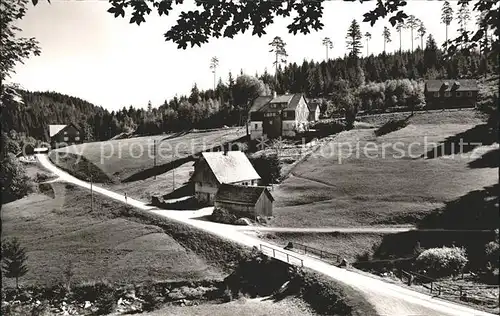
(259, 244), (303, 267)
(36, 153), (496, 316)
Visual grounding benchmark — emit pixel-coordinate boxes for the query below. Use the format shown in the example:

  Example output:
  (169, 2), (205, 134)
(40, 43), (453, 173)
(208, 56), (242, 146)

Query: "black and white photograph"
(1, 0), (499, 315)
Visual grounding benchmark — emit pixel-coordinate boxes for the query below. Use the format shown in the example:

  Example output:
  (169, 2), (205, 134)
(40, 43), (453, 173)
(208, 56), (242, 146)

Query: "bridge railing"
(259, 244), (303, 267)
(284, 241), (342, 265)
(401, 269), (499, 307)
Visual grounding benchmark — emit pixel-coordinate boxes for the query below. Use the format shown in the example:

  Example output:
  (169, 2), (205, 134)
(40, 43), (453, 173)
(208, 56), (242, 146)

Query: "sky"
(11, 0), (477, 111)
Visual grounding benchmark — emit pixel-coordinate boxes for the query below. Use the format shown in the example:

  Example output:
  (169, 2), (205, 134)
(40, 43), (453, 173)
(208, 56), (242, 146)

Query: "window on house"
(64, 131), (68, 135)
(433, 92), (439, 97)
(456, 92), (462, 97)
(467, 91), (473, 97)
(75, 137), (80, 141)
(444, 91), (451, 97)
(64, 137), (69, 141)
(254, 123), (258, 129)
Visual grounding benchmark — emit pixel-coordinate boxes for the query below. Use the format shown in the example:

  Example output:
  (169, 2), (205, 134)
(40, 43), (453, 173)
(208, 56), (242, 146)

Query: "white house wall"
(295, 97), (309, 123)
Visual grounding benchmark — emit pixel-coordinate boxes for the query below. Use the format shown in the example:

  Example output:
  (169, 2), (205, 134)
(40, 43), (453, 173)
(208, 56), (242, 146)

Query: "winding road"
(36, 154), (496, 316)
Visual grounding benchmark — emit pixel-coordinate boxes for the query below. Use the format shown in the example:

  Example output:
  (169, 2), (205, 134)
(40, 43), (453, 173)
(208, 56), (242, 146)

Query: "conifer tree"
(441, 1), (454, 50)
(346, 20), (363, 58)
(2, 238), (28, 288)
(383, 26), (392, 53)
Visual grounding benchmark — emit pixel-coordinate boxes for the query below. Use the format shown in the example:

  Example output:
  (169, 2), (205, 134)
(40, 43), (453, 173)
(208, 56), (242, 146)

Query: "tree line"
(1, 38), (496, 143)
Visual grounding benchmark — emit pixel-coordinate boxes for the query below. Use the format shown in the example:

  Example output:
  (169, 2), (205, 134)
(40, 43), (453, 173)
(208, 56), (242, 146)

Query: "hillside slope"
(271, 109), (498, 228)
(1, 183), (223, 287)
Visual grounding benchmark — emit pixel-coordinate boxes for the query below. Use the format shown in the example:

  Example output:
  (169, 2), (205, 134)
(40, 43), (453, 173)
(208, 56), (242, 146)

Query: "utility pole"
(153, 139), (157, 180)
(90, 175), (93, 212)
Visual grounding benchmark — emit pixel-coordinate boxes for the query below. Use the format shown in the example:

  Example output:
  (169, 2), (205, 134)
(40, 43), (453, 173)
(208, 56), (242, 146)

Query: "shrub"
(35, 172), (54, 183)
(248, 154), (281, 185)
(221, 287), (233, 302)
(374, 118), (409, 136)
(310, 120), (346, 137)
(485, 229), (499, 271)
(0, 153), (31, 203)
(210, 208), (237, 225)
(94, 290), (116, 315)
(416, 246), (468, 278)
(140, 286), (162, 312)
(72, 281), (115, 304)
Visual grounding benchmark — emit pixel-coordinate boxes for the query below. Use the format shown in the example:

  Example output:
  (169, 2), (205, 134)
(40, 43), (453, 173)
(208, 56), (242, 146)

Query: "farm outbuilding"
(214, 183), (274, 219)
(49, 123), (82, 148)
(424, 79), (479, 109)
(190, 151), (261, 205)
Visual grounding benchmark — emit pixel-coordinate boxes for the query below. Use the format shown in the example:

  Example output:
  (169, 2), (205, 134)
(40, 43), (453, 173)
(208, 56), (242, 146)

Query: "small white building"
(190, 151), (261, 205)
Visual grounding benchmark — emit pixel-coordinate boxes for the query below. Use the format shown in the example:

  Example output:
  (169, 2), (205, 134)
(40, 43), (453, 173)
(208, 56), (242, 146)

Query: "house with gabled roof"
(215, 183), (274, 219)
(190, 151), (261, 205)
(249, 93), (310, 140)
(424, 79), (479, 109)
(49, 123), (82, 148)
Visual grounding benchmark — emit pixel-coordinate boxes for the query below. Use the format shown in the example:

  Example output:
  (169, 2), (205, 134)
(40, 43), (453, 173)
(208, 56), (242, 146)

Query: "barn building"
(249, 93), (310, 140)
(190, 151), (261, 205)
(214, 183), (274, 219)
(49, 124), (82, 148)
(424, 79), (479, 110)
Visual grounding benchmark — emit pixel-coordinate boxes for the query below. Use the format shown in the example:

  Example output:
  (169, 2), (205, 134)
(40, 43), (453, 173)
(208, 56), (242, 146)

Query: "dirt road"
(36, 154), (495, 316)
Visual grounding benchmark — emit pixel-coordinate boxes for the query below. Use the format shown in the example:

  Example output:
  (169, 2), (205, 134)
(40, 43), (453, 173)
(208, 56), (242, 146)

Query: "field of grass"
(51, 127), (246, 182)
(104, 161), (194, 202)
(1, 183), (223, 288)
(138, 297), (315, 316)
(271, 109), (498, 228)
(357, 108), (487, 127)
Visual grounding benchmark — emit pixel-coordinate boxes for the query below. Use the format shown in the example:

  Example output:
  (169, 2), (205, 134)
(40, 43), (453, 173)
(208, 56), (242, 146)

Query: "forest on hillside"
(0, 33), (497, 143)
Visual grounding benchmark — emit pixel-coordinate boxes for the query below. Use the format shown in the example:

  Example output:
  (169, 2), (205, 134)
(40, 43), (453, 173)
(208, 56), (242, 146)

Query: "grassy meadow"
(1, 182), (225, 288)
(103, 161), (194, 202)
(271, 109), (498, 228)
(50, 128), (246, 182)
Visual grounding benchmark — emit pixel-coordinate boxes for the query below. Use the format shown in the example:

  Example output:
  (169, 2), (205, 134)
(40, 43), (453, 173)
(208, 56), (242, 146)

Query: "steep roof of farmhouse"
(49, 124), (68, 137)
(256, 93), (305, 112)
(425, 79), (479, 92)
(215, 183), (274, 206)
(250, 96), (274, 112)
(201, 151), (261, 184)
(270, 94), (294, 104)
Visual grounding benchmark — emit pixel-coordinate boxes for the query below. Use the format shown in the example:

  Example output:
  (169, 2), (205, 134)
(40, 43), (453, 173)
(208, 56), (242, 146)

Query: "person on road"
(124, 192), (128, 204)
